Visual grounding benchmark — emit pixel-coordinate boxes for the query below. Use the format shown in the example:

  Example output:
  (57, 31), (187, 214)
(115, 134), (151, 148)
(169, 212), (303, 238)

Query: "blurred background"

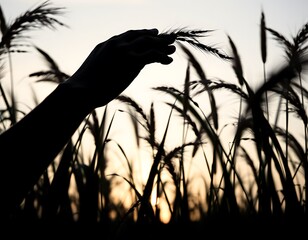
(2, 0), (307, 148)
(2, 0), (307, 105)
(2, 0), (307, 166)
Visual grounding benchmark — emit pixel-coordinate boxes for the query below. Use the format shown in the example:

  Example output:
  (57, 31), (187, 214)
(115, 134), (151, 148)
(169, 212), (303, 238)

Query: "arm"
(0, 28), (176, 217)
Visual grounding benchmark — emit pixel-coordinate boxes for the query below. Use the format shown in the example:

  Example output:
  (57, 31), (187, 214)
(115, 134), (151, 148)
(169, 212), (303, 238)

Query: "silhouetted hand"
(0, 28), (176, 218)
(66, 28), (176, 109)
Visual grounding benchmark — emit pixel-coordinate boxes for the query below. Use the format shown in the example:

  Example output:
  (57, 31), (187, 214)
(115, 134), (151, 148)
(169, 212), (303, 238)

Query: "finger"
(132, 44), (175, 56)
(157, 33), (176, 44)
(120, 28), (159, 41)
(160, 55), (173, 65)
(127, 44), (176, 65)
(154, 44), (176, 56)
(148, 34), (176, 47)
(127, 35), (176, 54)
(165, 45), (176, 55)
(133, 50), (174, 65)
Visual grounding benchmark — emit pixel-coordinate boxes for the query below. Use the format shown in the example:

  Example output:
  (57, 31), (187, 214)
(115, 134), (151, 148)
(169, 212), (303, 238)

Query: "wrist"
(58, 80), (95, 114)
(62, 75), (114, 108)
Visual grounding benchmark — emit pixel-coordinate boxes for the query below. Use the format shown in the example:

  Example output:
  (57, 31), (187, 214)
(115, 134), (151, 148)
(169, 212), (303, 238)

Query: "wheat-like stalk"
(0, 0), (67, 50)
(162, 28), (232, 60)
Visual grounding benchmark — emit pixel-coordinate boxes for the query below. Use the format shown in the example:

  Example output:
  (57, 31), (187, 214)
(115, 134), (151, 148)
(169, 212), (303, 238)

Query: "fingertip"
(150, 28), (159, 35)
(161, 56), (173, 65)
(168, 45), (176, 54)
(168, 33), (177, 43)
(158, 33), (176, 44)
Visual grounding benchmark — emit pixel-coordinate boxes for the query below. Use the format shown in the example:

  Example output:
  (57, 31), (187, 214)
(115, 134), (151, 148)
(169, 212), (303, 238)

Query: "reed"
(162, 28), (232, 61)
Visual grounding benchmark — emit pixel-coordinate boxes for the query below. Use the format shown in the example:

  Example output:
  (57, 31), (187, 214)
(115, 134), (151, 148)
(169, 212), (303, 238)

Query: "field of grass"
(0, 1), (307, 238)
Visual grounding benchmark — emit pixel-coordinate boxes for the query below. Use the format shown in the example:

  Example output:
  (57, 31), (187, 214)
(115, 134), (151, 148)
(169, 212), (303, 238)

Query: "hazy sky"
(1, 0), (307, 105)
(1, 0), (308, 145)
(1, 0), (306, 141)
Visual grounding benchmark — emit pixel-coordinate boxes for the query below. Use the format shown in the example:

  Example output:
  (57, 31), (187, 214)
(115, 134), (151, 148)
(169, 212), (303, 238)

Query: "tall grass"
(1, 1), (307, 236)
(0, 0), (66, 126)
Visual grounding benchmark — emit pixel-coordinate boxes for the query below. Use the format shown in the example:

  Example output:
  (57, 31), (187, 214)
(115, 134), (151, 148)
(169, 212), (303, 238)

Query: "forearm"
(0, 28), (176, 219)
(0, 82), (92, 214)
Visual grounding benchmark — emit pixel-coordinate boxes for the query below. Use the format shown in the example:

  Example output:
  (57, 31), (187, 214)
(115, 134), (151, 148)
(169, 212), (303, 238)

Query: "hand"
(66, 28), (176, 109)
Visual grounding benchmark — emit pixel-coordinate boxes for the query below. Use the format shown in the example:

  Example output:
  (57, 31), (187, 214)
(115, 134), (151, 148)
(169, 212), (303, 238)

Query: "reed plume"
(0, 0), (66, 51)
(162, 28), (232, 60)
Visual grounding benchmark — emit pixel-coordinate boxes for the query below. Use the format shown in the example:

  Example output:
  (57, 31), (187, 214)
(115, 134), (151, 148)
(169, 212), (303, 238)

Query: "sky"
(2, 0), (307, 107)
(0, 0), (307, 149)
(1, 0), (306, 137)
(1, 0), (307, 155)
(1, 0), (307, 139)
